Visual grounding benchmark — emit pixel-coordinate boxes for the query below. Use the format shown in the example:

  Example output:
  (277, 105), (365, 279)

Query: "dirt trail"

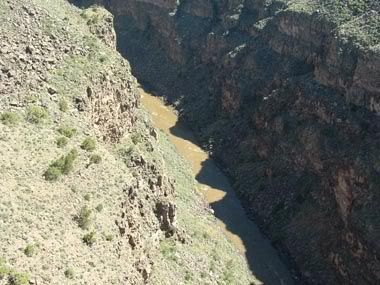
(141, 89), (295, 285)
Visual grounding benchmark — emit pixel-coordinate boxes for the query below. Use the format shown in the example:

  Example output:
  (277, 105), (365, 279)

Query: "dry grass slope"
(0, 0), (255, 284)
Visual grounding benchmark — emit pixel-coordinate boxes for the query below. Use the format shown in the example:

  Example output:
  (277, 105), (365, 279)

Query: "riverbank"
(141, 89), (295, 285)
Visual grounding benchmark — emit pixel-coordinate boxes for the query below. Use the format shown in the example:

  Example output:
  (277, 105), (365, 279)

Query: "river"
(140, 88), (294, 285)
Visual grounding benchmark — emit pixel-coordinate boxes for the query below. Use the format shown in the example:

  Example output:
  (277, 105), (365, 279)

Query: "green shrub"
(222, 260), (234, 283)
(184, 271), (193, 281)
(25, 95), (38, 104)
(0, 260), (10, 279)
(84, 194), (91, 201)
(80, 11), (89, 19)
(8, 272), (30, 285)
(26, 106), (48, 124)
(99, 56), (107, 63)
(56, 137), (68, 148)
(44, 167), (62, 181)
(95, 204), (103, 212)
(64, 268), (75, 279)
(131, 133), (142, 145)
(89, 154), (102, 164)
(81, 138), (96, 152)
(117, 146), (134, 163)
(57, 126), (77, 138)
(58, 99), (69, 112)
(76, 206), (92, 230)
(160, 239), (177, 261)
(82, 231), (96, 246)
(44, 149), (78, 181)
(0, 260), (29, 285)
(0, 112), (20, 126)
(105, 234), (113, 241)
(23, 245), (35, 257)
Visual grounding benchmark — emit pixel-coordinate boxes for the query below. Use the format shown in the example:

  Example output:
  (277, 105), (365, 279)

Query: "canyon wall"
(73, 0), (380, 283)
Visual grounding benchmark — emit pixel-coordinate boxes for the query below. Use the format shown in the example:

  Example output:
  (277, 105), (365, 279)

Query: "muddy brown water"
(141, 89), (295, 285)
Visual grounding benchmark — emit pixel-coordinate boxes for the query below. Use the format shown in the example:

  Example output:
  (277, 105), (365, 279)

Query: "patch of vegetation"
(105, 234), (113, 241)
(160, 239), (177, 262)
(64, 268), (75, 279)
(44, 149), (78, 181)
(75, 206), (92, 230)
(89, 154), (102, 165)
(58, 98), (69, 112)
(26, 106), (49, 124)
(8, 272), (30, 285)
(117, 146), (134, 163)
(80, 6), (104, 26)
(184, 271), (193, 282)
(57, 126), (77, 138)
(347, 0), (371, 15)
(81, 138), (96, 152)
(131, 133), (143, 145)
(0, 260), (29, 285)
(44, 167), (62, 181)
(0, 259), (9, 279)
(99, 55), (107, 63)
(0, 112), (20, 126)
(24, 95), (38, 104)
(84, 194), (91, 201)
(82, 231), (96, 247)
(95, 204), (103, 212)
(56, 137), (68, 148)
(222, 260), (235, 283)
(23, 244), (36, 257)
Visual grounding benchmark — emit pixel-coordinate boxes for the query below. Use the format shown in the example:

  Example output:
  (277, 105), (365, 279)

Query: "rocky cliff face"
(71, 0), (380, 283)
(0, 1), (254, 284)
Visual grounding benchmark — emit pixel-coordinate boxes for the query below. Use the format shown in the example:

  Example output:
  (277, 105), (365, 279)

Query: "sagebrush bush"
(44, 167), (62, 181)
(44, 149), (78, 181)
(0, 112), (20, 126)
(64, 268), (75, 279)
(56, 137), (68, 148)
(131, 133), (142, 145)
(84, 194), (91, 201)
(95, 204), (103, 212)
(82, 231), (96, 246)
(26, 106), (48, 124)
(23, 245), (35, 257)
(2, 257), (31, 284)
(58, 98), (69, 112)
(118, 146), (134, 163)
(57, 126), (77, 138)
(76, 206), (92, 230)
(8, 272), (30, 285)
(81, 138), (96, 151)
(89, 154), (102, 164)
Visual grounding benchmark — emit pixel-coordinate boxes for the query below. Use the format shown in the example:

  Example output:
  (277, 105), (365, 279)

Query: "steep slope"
(0, 1), (255, 284)
(69, 0), (380, 284)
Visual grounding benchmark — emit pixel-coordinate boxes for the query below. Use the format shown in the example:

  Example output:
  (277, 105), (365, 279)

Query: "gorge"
(71, 0), (380, 284)
(0, 0), (379, 284)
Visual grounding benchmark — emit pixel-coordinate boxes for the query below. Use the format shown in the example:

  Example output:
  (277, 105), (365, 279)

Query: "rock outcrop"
(70, 0), (380, 283)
